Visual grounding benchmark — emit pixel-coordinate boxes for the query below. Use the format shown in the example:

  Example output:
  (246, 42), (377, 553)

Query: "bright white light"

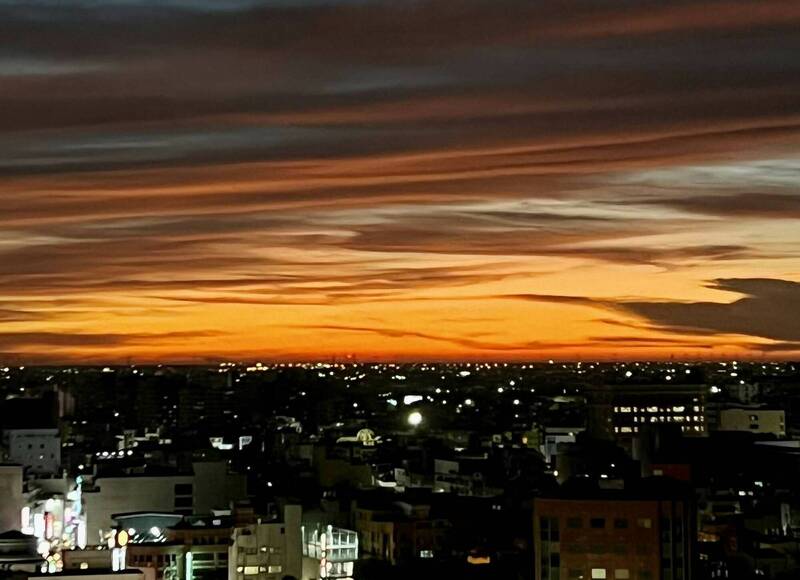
(407, 411), (423, 427)
(403, 395), (423, 405)
(149, 527), (161, 537)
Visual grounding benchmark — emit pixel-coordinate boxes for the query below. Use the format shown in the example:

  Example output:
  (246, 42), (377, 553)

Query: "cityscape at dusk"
(2, 2), (800, 580)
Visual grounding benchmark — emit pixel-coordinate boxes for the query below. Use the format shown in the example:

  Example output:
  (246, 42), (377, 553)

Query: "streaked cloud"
(0, 0), (799, 361)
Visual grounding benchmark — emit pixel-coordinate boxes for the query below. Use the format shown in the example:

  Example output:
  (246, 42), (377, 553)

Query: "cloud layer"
(1, 0), (799, 361)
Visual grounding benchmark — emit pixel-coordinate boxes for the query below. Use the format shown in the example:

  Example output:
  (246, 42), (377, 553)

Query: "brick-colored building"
(534, 480), (695, 580)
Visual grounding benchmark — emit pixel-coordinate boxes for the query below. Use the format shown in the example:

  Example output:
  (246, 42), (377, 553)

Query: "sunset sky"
(2, 0), (800, 363)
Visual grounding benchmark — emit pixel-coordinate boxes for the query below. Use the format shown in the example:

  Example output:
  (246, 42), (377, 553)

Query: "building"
(433, 457), (497, 497)
(82, 462), (246, 544)
(0, 530), (42, 574)
(534, 480), (696, 580)
(586, 385), (707, 440)
(0, 465), (24, 533)
(301, 524), (358, 580)
(353, 499), (450, 565)
(2, 429), (61, 475)
(28, 568), (145, 580)
(228, 505), (302, 580)
(718, 408), (785, 437)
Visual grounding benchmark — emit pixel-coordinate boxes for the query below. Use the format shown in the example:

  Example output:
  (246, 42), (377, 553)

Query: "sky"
(1, 0), (800, 363)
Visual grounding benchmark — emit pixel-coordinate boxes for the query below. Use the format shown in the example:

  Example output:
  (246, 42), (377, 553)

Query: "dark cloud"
(644, 193), (800, 219)
(507, 278), (800, 347)
(0, 330), (224, 349)
(617, 278), (800, 343)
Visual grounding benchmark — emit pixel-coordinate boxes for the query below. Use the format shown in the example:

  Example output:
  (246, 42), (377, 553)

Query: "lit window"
(268, 566), (282, 573)
(637, 518), (652, 529)
(592, 569), (607, 579)
(243, 566), (259, 575)
(615, 570), (630, 579)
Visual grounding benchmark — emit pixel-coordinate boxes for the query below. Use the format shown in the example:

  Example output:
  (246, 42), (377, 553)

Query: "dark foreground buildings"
(0, 362), (799, 579)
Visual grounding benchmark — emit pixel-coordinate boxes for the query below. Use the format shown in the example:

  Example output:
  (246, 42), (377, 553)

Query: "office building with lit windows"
(534, 480), (695, 580)
(586, 385), (707, 440)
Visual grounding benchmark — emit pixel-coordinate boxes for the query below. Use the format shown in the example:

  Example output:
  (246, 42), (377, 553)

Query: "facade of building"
(718, 409), (785, 437)
(0, 464), (24, 534)
(82, 462), (246, 544)
(2, 429), (61, 475)
(433, 458), (495, 496)
(301, 524), (358, 580)
(28, 569), (145, 580)
(534, 484), (695, 580)
(354, 502), (450, 565)
(586, 385), (706, 440)
(0, 530), (42, 574)
(228, 505), (302, 580)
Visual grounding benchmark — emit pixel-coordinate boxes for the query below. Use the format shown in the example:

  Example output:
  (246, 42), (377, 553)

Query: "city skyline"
(2, 0), (800, 362)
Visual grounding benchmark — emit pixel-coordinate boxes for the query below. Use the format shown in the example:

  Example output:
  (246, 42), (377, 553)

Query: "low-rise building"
(354, 499), (450, 565)
(228, 505), (302, 580)
(534, 479), (696, 580)
(82, 462), (246, 543)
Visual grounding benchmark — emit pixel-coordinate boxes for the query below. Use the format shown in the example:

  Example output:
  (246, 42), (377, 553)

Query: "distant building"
(433, 457), (497, 497)
(718, 408), (785, 437)
(534, 480), (696, 580)
(228, 505), (302, 580)
(2, 429), (61, 475)
(354, 500), (450, 565)
(586, 385), (706, 440)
